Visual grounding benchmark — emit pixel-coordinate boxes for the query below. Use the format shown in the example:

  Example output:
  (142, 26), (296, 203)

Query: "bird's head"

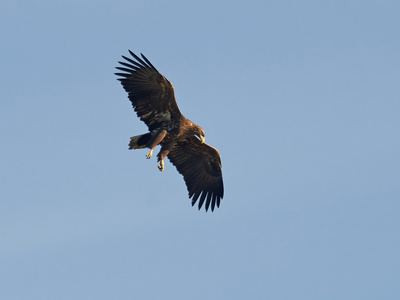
(194, 126), (205, 144)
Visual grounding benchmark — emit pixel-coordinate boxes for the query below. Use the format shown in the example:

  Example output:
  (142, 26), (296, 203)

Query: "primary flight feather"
(115, 51), (224, 211)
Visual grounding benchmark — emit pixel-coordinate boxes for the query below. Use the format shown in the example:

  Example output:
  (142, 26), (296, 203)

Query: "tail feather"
(129, 133), (151, 150)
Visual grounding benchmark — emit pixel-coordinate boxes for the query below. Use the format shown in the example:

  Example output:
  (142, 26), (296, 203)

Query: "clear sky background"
(1, 0), (399, 299)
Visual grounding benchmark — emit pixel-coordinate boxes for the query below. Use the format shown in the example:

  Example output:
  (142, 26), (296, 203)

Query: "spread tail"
(129, 133), (151, 150)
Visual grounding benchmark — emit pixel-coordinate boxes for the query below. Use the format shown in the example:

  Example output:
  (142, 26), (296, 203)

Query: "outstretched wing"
(167, 137), (224, 212)
(115, 51), (182, 131)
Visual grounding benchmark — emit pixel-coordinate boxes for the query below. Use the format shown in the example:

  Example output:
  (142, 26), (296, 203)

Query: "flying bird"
(115, 51), (224, 211)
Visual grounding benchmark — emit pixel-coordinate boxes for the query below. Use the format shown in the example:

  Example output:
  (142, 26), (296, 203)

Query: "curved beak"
(200, 135), (205, 144)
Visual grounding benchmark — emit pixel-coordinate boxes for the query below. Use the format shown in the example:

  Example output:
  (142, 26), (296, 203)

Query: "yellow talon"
(158, 160), (164, 171)
(146, 149), (153, 159)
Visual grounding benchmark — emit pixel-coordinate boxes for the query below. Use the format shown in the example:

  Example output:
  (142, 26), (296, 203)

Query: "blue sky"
(1, 0), (400, 299)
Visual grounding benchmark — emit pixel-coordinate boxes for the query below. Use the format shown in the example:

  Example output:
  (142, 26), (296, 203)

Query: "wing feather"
(115, 51), (182, 130)
(205, 192), (213, 212)
(117, 62), (140, 71)
(167, 137), (224, 212)
(140, 53), (158, 70)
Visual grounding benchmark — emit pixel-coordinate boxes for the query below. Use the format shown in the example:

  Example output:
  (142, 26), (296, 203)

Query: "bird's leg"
(157, 144), (171, 172)
(145, 130), (167, 160)
(145, 149), (153, 159)
(157, 160), (165, 171)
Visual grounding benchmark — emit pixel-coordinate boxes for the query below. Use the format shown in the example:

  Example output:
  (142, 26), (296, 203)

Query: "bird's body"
(115, 51), (224, 211)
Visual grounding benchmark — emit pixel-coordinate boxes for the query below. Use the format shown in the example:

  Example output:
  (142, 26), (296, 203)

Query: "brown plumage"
(115, 51), (224, 211)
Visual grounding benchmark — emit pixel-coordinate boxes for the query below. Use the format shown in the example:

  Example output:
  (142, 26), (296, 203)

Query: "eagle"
(115, 51), (224, 212)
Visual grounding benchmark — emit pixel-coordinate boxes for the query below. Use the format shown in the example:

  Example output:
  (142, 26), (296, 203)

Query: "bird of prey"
(115, 51), (224, 211)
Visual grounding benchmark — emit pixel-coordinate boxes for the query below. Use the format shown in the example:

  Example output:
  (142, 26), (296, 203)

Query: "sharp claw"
(146, 150), (153, 159)
(158, 160), (164, 171)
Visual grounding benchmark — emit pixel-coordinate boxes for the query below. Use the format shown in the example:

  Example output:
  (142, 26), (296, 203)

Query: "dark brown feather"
(115, 53), (182, 131)
(167, 137), (224, 212)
